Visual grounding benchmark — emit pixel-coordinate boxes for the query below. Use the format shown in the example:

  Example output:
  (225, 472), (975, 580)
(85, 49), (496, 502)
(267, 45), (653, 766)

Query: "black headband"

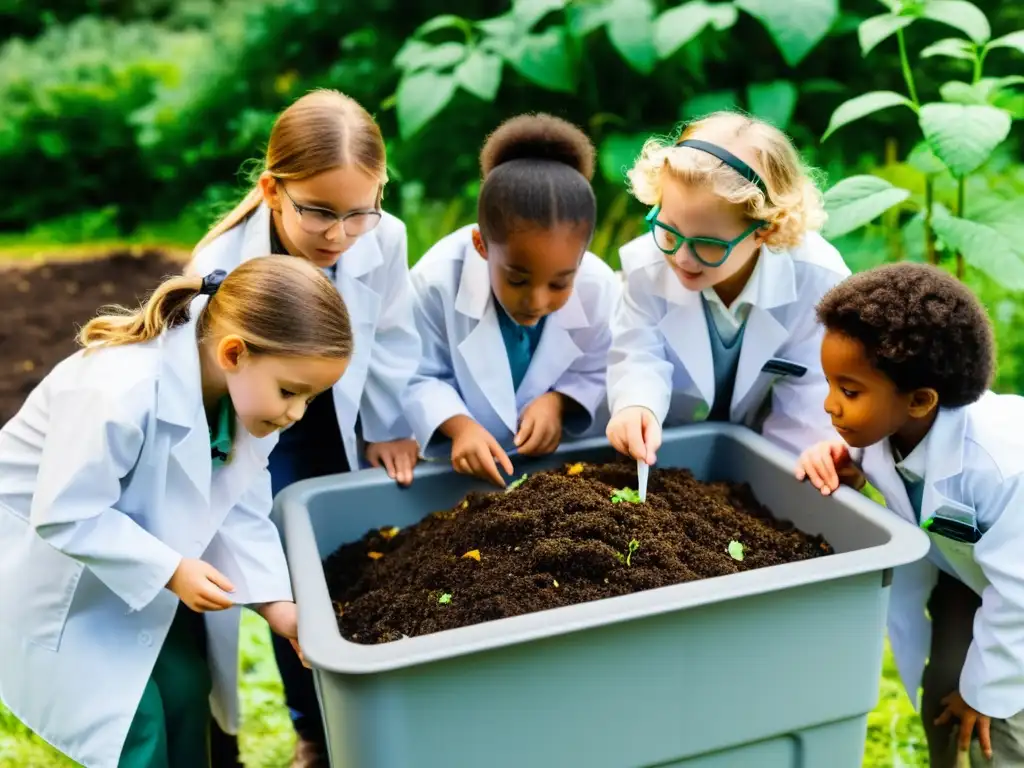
(200, 269), (227, 296)
(675, 139), (768, 196)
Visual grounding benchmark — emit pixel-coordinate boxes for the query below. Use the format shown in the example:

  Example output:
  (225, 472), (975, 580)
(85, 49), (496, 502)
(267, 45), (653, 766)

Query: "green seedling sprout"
(438, 592), (452, 604)
(611, 487), (642, 504)
(626, 539), (640, 567)
(728, 541), (745, 562)
(505, 474), (528, 492)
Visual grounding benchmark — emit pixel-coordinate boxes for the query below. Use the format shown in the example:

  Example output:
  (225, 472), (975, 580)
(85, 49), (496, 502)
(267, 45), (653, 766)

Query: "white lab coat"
(855, 392), (1024, 719)
(607, 232), (850, 455)
(189, 203), (421, 468)
(0, 316), (292, 768)
(405, 224), (621, 455)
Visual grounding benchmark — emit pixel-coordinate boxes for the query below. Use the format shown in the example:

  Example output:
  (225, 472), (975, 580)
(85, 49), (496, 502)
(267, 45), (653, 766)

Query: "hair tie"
(675, 139), (768, 196)
(200, 269), (227, 297)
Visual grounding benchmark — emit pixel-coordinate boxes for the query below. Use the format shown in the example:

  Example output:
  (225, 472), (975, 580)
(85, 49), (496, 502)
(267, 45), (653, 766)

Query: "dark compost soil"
(325, 461), (833, 644)
(0, 250), (185, 424)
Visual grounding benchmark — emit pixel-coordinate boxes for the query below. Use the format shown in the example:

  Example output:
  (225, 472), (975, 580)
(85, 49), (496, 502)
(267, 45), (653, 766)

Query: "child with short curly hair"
(607, 112), (850, 464)
(796, 262), (1024, 766)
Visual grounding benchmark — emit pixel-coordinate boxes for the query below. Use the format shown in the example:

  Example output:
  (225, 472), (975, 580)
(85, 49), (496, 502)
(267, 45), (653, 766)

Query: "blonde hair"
(627, 112), (826, 249)
(193, 89), (388, 253)
(79, 256), (353, 362)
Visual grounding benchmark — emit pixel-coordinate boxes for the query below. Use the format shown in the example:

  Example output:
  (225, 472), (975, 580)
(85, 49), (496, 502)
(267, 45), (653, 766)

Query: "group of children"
(0, 87), (1019, 768)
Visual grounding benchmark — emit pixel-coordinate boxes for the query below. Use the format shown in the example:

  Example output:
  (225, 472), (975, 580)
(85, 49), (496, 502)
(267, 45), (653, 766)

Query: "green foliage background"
(1, 0), (1022, 764)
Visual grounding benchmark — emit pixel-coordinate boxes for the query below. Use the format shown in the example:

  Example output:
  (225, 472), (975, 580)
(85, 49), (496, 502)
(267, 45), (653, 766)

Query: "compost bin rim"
(280, 424), (931, 675)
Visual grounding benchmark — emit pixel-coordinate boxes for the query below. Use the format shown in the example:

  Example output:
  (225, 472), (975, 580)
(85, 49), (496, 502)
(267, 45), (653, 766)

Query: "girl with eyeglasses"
(606, 111), (850, 466)
(187, 89), (421, 768)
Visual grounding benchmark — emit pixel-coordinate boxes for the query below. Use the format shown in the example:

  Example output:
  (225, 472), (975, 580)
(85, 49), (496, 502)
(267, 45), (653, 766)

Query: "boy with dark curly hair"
(795, 262), (1024, 767)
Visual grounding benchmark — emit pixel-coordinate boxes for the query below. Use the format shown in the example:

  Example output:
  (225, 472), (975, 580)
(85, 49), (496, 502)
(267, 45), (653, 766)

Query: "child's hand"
(935, 690), (993, 760)
(794, 440), (865, 495)
(259, 601), (310, 669)
(167, 558), (235, 612)
(515, 392), (564, 456)
(366, 438), (419, 487)
(606, 406), (662, 465)
(450, 418), (514, 488)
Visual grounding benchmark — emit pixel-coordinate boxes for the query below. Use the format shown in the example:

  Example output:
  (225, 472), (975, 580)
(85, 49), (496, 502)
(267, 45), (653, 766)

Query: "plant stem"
(955, 176), (966, 279)
(884, 137), (902, 262)
(924, 177), (937, 264)
(896, 28), (920, 106)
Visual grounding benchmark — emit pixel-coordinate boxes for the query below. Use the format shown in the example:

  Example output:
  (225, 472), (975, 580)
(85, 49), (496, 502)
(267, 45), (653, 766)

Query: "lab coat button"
(138, 631), (153, 647)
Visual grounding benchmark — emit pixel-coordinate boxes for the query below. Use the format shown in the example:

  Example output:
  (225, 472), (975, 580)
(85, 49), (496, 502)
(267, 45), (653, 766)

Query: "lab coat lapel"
(455, 246), (518, 433)
(515, 290), (587, 409)
(731, 249), (796, 419)
(156, 318), (212, 516)
(862, 440), (919, 526)
(240, 204), (274, 261)
(654, 274), (714, 406)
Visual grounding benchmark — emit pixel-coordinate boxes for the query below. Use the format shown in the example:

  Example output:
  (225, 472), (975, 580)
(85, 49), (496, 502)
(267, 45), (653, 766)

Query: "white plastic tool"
(637, 459), (649, 503)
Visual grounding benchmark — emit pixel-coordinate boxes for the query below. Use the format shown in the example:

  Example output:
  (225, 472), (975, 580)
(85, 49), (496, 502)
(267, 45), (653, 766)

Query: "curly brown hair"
(477, 113), (596, 244)
(816, 263), (994, 408)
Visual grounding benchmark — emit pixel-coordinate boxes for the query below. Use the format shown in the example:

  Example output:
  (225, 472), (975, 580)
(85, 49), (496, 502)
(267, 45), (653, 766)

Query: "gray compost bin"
(275, 423), (930, 768)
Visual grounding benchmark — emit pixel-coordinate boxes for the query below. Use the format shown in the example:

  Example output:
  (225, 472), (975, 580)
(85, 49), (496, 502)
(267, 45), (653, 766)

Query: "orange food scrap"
(567, 462), (584, 476)
(461, 549), (481, 562)
(379, 526), (400, 541)
(367, 551), (384, 560)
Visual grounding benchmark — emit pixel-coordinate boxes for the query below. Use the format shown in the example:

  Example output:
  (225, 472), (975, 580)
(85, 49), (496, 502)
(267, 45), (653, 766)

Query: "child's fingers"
(809, 452), (837, 493)
(514, 416), (535, 449)
(625, 416), (647, 463)
(490, 439), (514, 477)
(958, 713), (977, 753)
(803, 457), (827, 491)
(379, 451), (398, 479)
(474, 446), (506, 487)
(829, 441), (850, 466)
(795, 460), (808, 481)
(977, 717), (993, 759)
(394, 451), (414, 486)
(640, 415), (662, 462)
(606, 423), (627, 456)
(204, 565), (235, 594)
(365, 449), (382, 468)
(201, 584), (235, 610)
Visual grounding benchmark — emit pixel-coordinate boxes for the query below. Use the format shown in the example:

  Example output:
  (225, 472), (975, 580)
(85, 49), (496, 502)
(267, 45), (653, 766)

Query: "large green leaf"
(414, 15), (470, 38)
(822, 175), (912, 239)
(605, 0), (658, 74)
(919, 102), (1012, 176)
(566, 2), (610, 37)
(680, 90), (740, 119)
(396, 70), (458, 139)
(940, 80), (988, 105)
(920, 0), (990, 44)
(987, 30), (1024, 55)
(734, 0), (838, 66)
(512, 0), (567, 31)
(907, 141), (947, 175)
(858, 14), (914, 56)
(654, 1), (738, 59)
(747, 80), (798, 129)
(822, 91), (914, 141)
(920, 37), (977, 60)
(931, 212), (1024, 288)
(455, 49), (503, 101)
(504, 27), (575, 92)
(599, 132), (649, 184)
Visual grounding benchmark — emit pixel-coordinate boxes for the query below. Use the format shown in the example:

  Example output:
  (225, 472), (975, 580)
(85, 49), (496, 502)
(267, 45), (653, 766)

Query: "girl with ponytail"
(0, 257), (352, 768)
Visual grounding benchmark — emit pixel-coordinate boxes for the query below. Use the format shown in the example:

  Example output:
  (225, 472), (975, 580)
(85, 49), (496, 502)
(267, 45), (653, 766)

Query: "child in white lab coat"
(188, 90), (420, 764)
(405, 114), (621, 487)
(606, 111), (849, 466)
(795, 263), (1024, 767)
(0, 256), (352, 768)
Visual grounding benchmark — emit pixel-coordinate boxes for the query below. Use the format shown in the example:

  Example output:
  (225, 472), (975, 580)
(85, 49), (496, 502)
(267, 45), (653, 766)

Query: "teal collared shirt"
(209, 396), (235, 468)
(495, 302), (546, 392)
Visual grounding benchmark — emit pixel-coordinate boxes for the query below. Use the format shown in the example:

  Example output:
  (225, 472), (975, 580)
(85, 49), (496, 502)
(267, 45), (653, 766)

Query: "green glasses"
(646, 205), (765, 268)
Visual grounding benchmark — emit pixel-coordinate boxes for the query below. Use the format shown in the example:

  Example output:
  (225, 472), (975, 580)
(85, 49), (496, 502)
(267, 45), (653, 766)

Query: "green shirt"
(209, 396), (235, 468)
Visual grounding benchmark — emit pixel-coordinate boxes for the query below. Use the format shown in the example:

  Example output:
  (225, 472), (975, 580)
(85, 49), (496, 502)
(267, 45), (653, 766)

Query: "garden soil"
(0, 250), (185, 423)
(325, 461), (833, 644)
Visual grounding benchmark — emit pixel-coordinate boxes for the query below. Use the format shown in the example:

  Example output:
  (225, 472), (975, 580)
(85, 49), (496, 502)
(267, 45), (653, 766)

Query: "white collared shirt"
(700, 253), (765, 344)
(893, 429), (930, 485)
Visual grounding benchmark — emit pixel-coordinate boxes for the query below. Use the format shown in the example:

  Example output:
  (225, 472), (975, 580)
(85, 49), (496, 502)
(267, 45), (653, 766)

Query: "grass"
(1, 616), (925, 768)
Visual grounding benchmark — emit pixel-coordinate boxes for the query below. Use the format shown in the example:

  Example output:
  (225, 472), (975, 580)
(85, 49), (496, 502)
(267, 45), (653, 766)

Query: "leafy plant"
(728, 540), (745, 561)
(390, 0), (839, 144)
(610, 487), (642, 504)
(438, 592), (453, 604)
(821, 0), (1023, 283)
(506, 474), (528, 492)
(626, 538), (641, 566)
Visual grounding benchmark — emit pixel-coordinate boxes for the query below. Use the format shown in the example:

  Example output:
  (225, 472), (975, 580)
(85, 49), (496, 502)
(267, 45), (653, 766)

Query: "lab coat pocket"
(0, 505), (82, 651)
(924, 502), (988, 597)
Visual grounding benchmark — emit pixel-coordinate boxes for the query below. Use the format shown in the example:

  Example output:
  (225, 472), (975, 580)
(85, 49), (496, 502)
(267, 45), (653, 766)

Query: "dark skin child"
(795, 329), (991, 759)
(438, 222), (590, 487)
